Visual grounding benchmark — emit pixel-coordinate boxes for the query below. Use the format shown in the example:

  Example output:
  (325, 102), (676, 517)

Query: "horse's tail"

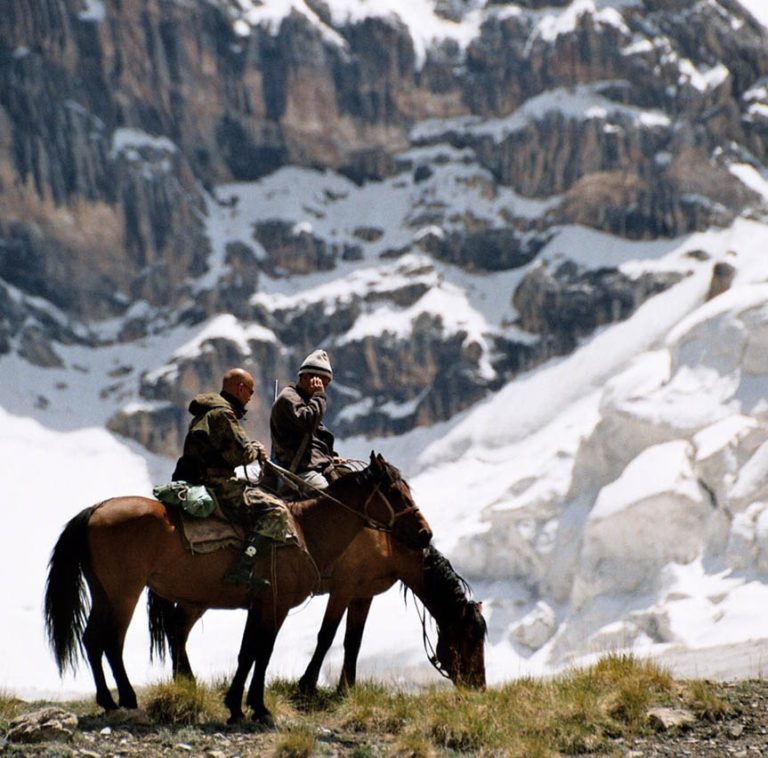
(147, 589), (171, 663)
(44, 506), (96, 674)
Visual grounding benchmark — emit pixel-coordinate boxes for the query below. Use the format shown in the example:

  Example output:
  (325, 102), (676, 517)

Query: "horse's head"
(435, 600), (487, 689)
(421, 545), (486, 689)
(366, 452), (432, 549)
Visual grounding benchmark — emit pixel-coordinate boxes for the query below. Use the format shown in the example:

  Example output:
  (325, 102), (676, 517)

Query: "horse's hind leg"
(171, 604), (205, 680)
(82, 600), (118, 711)
(101, 589), (144, 709)
(338, 596), (373, 692)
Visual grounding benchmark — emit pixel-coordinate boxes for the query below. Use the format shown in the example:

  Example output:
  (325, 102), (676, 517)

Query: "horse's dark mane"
(423, 545), (472, 613)
(379, 458), (406, 486)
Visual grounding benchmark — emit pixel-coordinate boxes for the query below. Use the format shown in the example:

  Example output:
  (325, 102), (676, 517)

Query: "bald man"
(172, 367), (269, 585)
(173, 368), (266, 485)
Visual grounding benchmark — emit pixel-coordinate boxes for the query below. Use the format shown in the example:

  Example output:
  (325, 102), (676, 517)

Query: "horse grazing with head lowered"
(149, 531), (486, 702)
(44, 453), (432, 724)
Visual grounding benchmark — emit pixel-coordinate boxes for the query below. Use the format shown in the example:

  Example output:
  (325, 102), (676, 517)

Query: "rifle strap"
(289, 432), (311, 473)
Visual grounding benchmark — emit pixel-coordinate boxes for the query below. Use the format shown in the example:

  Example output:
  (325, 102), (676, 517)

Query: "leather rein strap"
(264, 460), (419, 532)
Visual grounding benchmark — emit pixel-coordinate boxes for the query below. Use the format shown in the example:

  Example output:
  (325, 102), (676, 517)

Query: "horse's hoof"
(298, 677), (317, 696)
(227, 712), (245, 725)
(250, 710), (276, 730)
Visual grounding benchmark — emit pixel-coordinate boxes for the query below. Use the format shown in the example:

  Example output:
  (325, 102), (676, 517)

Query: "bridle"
(264, 460), (421, 532)
(360, 482), (421, 530)
(416, 599), (452, 680)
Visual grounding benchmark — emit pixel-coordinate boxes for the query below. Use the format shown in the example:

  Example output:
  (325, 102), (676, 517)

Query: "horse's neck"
(290, 494), (367, 570)
(402, 548), (465, 627)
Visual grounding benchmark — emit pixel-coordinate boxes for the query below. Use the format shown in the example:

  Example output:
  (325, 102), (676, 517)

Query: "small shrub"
(686, 680), (729, 721)
(0, 688), (24, 730)
(144, 677), (223, 724)
(0, 689), (22, 717)
(274, 724), (316, 757)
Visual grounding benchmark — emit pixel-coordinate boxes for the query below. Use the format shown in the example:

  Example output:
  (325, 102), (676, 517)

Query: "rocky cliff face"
(2, 0), (767, 454)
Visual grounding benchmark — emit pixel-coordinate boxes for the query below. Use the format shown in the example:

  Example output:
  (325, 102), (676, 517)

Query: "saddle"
(176, 509), (244, 555)
(158, 485), (301, 555)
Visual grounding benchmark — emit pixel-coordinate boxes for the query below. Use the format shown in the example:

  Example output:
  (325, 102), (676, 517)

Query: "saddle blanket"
(177, 499), (299, 555)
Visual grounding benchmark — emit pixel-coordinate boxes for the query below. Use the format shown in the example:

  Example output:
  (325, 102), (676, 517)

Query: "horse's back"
(89, 496), (172, 529)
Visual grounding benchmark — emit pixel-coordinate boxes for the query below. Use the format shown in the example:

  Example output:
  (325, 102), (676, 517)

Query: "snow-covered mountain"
(3, 0), (768, 698)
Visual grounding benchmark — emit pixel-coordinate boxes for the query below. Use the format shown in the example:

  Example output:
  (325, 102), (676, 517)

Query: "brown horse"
(148, 531), (487, 698)
(44, 453), (431, 724)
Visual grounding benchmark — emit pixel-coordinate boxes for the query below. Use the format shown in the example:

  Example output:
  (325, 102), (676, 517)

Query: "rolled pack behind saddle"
(152, 479), (299, 587)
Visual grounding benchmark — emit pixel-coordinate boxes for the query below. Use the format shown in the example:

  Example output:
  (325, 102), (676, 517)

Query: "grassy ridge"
(0, 655), (728, 756)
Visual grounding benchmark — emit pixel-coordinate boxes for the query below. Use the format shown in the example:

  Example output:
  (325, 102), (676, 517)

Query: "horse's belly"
(148, 549), (315, 610)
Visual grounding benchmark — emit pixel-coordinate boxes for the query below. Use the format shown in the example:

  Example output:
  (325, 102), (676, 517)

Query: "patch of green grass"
(337, 681), (410, 734)
(331, 654), (683, 756)
(267, 678), (341, 714)
(349, 747), (378, 758)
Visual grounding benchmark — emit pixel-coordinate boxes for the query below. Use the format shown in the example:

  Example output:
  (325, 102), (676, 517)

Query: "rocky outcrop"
(513, 260), (683, 352)
(2, 0), (766, 322)
(253, 220), (362, 275)
(415, 225), (550, 272)
(107, 332), (284, 452)
(6, 708), (77, 744)
(706, 261), (737, 301)
(4, 0), (768, 455)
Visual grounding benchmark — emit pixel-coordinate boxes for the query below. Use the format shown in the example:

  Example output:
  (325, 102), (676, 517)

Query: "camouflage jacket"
(172, 391), (260, 487)
(270, 383), (336, 473)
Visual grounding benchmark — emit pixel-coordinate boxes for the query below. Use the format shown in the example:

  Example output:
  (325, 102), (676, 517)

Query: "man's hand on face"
(308, 376), (325, 395)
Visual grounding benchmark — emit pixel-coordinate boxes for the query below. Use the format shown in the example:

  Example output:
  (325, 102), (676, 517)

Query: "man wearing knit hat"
(270, 348), (340, 490)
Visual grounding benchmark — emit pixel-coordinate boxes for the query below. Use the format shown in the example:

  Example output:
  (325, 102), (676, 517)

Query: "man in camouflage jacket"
(173, 367), (266, 489)
(173, 367), (271, 585)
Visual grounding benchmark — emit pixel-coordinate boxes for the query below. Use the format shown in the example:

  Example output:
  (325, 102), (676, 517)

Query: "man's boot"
(223, 531), (271, 587)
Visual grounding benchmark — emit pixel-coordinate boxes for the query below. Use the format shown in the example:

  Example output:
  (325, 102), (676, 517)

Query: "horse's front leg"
(299, 594), (350, 695)
(244, 605), (289, 726)
(339, 596), (373, 692)
(224, 608), (261, 724)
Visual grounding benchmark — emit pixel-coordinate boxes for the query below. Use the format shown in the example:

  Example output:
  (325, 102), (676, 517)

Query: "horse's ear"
(369, 450), (377, 466)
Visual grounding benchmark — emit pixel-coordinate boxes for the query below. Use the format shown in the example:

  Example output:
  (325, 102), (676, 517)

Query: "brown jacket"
(270, 383), (336, 472)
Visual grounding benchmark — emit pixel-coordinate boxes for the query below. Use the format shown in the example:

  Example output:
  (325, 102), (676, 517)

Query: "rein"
(264, 460), (419, 532)
(415, 599), (452, 680)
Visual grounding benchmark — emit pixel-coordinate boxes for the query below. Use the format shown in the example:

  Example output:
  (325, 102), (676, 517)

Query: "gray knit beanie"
(298, 349), (333, 380)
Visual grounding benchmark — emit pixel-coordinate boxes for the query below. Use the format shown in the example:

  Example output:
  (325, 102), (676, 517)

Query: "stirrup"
(223, 548), (270, 587)
(223, 563), (270, 587)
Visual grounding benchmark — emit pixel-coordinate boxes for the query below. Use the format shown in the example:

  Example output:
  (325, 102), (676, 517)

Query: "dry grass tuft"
(0, 688), (24, 723)
(685, 679), (730, 721)
(143, 677), (225, 724)
(274, 723), (316, 757)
